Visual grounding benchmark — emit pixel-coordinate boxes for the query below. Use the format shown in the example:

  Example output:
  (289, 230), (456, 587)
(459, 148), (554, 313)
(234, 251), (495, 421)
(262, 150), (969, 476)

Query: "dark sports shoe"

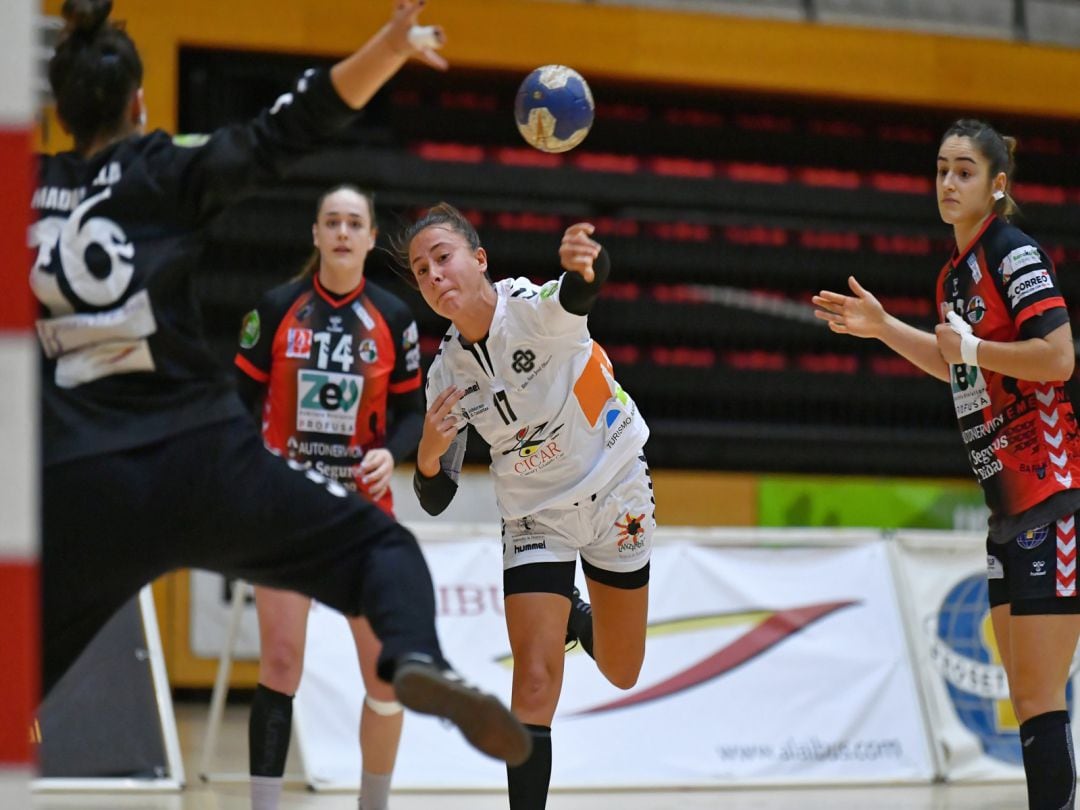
(392, 654), (532, 766)
(565, 587), (595, 659)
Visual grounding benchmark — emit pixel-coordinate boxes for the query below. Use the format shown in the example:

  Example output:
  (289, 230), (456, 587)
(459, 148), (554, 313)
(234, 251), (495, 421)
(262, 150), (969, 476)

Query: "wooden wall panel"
(42, 0), (1080, 145)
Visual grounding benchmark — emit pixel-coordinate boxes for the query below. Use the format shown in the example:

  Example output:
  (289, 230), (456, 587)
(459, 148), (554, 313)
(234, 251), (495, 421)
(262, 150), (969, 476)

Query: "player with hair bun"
(34, 0), (529, 778)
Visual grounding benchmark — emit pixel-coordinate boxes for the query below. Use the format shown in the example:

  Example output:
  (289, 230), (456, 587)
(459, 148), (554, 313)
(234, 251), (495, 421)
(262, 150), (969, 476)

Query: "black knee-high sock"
(249, 683), (294, 777)
(507, 724), (552, 810)
(1020, 710), (1075, 810)
(567, 595), (594, 660)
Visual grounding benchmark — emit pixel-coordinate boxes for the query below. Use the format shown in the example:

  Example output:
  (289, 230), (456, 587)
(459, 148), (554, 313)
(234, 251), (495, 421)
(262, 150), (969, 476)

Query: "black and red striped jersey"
(235, 275), (421, 513)
(936, 215), (1080, 537)
(30, 68), (358, 466)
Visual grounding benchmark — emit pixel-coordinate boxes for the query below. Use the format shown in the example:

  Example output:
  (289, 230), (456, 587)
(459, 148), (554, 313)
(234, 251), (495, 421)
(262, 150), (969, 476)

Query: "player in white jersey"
(402, 203), (653, 809)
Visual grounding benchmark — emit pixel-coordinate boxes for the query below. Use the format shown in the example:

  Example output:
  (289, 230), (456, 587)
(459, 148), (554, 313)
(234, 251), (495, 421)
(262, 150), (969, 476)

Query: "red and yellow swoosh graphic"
(565, 600), (857, 715)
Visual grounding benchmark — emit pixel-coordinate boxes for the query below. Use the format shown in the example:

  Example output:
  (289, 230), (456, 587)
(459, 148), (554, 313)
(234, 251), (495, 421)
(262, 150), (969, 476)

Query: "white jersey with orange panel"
(424, 275), (648, 519)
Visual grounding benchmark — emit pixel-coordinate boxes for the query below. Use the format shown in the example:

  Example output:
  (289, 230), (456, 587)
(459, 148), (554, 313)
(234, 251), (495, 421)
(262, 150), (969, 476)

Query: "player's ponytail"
(49, 0), (143, 151)
(997, 135), (1020, 219)
(63, 0), (112, 35)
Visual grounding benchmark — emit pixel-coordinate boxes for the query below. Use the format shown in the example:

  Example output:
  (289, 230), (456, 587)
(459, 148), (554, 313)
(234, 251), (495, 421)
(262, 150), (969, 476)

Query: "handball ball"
(514, 65), (595, 153)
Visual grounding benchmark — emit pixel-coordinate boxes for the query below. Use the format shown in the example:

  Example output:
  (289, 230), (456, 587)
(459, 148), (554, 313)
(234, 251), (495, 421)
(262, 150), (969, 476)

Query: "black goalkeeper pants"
(42, 416), (442, 696)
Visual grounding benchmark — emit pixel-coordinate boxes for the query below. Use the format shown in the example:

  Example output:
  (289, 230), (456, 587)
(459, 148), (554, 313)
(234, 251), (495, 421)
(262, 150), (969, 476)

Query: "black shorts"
(987, 511), (1080, 615)
(503, 558), (650, 598)
(42, 416), (440, 694)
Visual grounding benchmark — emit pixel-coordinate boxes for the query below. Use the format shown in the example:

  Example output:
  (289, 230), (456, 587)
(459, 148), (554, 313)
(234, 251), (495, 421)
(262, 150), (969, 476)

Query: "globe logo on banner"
(933, 576), (1019, 764)
(929, 574), (1078, 765)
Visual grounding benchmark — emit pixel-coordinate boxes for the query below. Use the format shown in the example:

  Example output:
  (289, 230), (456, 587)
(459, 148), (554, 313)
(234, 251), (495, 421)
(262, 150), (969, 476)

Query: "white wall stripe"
(0, 2), (33, 123)
(0, 338), (38, 557)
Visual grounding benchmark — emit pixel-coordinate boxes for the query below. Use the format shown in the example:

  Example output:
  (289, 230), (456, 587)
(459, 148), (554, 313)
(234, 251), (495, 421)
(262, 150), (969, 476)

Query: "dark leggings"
(42, 417), (443, 694)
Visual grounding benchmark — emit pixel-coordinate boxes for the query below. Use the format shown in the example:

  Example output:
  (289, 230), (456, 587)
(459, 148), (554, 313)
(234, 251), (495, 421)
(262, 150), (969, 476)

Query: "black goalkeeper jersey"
(30, 68), (357, 466)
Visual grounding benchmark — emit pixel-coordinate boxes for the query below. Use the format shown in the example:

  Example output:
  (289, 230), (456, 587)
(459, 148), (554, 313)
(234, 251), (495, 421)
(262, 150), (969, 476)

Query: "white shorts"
(501, 453), (654, 575)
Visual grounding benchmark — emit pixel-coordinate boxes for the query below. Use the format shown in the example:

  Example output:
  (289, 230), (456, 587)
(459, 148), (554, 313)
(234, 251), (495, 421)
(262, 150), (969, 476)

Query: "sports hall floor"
(3, 701), (1030, 809)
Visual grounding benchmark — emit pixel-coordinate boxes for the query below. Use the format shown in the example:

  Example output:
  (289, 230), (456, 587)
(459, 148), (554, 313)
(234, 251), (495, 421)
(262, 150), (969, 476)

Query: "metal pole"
(1014, 0), (1029, 41)
(197, 579), (250, 781)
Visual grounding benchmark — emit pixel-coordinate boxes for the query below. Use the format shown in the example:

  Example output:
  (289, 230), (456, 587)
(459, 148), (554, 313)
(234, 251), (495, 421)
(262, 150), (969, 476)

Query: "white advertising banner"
(294, 529), (933, 789)
(891, 530), (1080, 782)
(189, 571), (261, 659)
(186, 471), (496, 661)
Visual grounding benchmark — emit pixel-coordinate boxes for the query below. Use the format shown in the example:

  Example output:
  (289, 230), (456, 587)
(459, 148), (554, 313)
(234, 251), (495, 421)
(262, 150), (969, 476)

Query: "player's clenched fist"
(559, 222), (601, 282)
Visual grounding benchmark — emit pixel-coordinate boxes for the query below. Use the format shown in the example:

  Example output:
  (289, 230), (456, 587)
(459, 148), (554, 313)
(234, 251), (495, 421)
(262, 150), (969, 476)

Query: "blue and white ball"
(514, 65), (594, 154)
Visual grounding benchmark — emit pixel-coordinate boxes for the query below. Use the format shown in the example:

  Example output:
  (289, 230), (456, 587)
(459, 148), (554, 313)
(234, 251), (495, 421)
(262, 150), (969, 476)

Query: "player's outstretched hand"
(559, 222), (601, 283)
(811, 276), (887, 339)
(388, 0), (448, 71)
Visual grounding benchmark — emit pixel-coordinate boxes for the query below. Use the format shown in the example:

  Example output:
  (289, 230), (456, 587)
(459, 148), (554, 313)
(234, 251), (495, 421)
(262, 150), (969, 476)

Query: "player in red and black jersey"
(234, 186), (422, 810)
(235, 186), (422, 512)
(932, 207), (1080, 530)
(35, 0), (528, 773)
(815, 120), (1078, 810)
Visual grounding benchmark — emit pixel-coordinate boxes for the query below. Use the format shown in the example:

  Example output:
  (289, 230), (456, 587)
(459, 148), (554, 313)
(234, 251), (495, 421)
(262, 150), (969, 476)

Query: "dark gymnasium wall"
(178, 50), (1080, 476)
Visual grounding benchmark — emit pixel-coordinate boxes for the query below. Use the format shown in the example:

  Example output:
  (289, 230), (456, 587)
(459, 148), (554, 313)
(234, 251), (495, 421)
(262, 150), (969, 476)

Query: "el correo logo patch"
(1007, 269), (1053, 307)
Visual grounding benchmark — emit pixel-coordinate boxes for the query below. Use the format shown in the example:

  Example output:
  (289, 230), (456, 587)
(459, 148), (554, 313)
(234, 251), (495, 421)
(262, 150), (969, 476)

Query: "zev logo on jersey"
(297, 370), (364, 435)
